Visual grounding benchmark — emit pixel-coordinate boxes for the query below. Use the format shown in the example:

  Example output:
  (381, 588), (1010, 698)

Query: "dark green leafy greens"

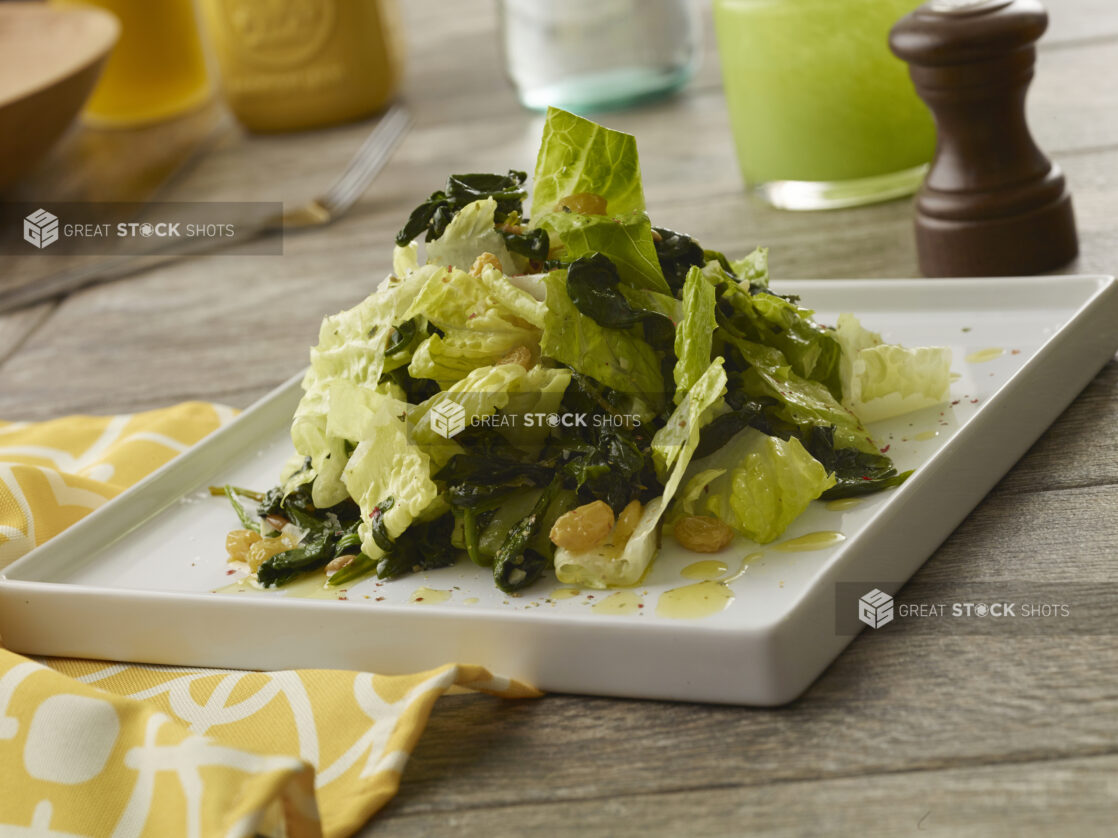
(565, 253), (674, 349)
(396, 170), (528, 246)
(219, 107), (939, 594)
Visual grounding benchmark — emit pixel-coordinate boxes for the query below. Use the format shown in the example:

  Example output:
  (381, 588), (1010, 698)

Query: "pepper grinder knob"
(890, 0), (1078, 276)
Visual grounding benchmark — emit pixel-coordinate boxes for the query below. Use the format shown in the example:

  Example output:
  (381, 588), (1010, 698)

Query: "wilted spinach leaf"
(566, 252), (674, 350)
(653, 227), (705, 295)
(396, 170), (528, 245)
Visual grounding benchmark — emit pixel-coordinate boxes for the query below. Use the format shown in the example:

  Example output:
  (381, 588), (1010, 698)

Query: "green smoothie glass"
(713, 0), (935, 210)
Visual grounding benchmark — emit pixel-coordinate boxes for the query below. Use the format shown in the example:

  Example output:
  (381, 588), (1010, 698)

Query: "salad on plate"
(220, 108), (951, 594)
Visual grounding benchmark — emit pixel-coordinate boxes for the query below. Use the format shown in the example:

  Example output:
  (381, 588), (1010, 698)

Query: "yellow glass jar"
(52, 0), (212, 126)
(199, 0), (403, 133)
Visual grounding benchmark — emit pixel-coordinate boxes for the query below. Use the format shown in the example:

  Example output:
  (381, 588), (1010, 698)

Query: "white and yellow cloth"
(0, 404), (539, 837)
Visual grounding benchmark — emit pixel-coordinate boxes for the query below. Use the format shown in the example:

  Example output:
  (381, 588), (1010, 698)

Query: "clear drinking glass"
(713, 0), (935, 210)
(498, 0), (700, 113)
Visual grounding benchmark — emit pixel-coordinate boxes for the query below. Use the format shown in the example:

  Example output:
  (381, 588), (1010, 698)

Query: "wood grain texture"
(0, 0), (1115, 835)
(371, 753), (1118, 837)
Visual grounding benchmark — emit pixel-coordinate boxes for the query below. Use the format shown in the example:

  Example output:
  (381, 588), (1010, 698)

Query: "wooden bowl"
(0, 2), (119, 190)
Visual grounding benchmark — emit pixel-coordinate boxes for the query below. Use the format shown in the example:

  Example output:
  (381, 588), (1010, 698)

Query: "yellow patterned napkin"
(0, 404), (540, 837)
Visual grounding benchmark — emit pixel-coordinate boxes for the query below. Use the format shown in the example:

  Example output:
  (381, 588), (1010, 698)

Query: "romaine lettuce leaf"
(393, 242), (419, 277)
(401, 263), (545, 384)
(678, 428), (835, 544)
(553, 361), (725, 589)
(720, 283), (843, 397)
(425, 197), (518, 275)
(404, 264), (543, 334)
(292, 271), (427, 507)
(540, 270), (664, 403)
(728, 336), (878, 455)
(553, 496), (664, 590)
(652, 358), (727, 498)
(730, 246), (769, 288)
(342, 415), (439, 559)
(673, 265), (716, 403)
(411, 364), (571, 467)
(833, 313), (952, 424)
(531, 107), (645, 218)
(323, 380), (407, 443)
(537, 210), (669, 294)
(408, 330), (529, 385)
(290, 391), (350, 508)
(618, 283), (681, 323)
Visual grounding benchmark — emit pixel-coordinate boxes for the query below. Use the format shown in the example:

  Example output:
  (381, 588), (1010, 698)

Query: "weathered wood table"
(1, 1), (1114, 834)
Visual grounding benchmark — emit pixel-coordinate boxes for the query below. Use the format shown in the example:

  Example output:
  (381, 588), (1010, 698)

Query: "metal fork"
(0, 104), (413, 314)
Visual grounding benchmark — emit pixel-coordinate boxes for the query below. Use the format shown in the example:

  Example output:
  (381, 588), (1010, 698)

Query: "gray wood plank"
(367, 753), (1118, 837)
(354, 485), (1118, 821)
(0, 302), (54, 367)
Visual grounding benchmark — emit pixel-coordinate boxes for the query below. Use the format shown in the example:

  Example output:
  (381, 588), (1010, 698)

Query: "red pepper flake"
(1011, 349), (1021, 355)
(468, 312), (478, 319)
(586, 594), (595, 599)
(415, 597), (424, 602)
(880, 444), (891, 453)
(951, 399), (960, 406)
(679, 420), (686, 428)
(225, 569), (236, 575)
(970, 398), (979, 404)
(861, 476), (871, 481)
(376, 596), (385, 601)
(637, 603), (644, 608)
(339, 596), (348, 601)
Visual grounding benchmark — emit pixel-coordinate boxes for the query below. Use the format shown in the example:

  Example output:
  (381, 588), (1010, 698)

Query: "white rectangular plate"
(2, 276), (1115, 705)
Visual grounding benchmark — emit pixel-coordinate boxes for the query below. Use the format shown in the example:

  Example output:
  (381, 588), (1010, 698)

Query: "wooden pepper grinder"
(890, 0), (1078, 276)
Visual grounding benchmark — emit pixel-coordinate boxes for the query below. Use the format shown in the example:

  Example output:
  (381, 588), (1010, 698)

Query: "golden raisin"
(498, 345), (533, 370)
(673, 516), (734, 554)
(554, 192), (608, 215)
(245, 533), (298, 572)
(225, 529), (261, 563)
(469, 251), (503, 277)
(609, 500), (643, 546)
(550, 501), (615, 551)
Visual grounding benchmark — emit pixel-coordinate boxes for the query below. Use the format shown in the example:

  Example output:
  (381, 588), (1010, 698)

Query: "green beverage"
(713, 0), (936, 209)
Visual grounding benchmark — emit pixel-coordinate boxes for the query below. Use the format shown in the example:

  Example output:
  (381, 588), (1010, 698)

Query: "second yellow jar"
(200, 0), (403, 133)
